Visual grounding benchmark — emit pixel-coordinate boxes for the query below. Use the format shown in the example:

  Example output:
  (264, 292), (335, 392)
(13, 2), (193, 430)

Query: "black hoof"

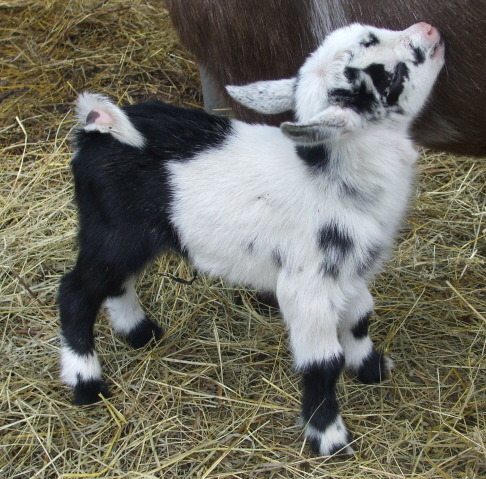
(357, 350), (390, 384)
(125, 317), (163, 349)
(73, 379), (111, 406)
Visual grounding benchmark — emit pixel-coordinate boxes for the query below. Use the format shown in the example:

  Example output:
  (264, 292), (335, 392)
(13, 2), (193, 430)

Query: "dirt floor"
(1, 1), (485, 478)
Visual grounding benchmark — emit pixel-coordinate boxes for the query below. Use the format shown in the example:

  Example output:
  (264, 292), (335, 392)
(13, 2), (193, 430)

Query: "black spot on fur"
(296, 144), (331, 172)
(351, 312), (371, 339)
(361, 33), (380, 48)
(356, 350), (389, 384)
(387, 62), (409, 106)
(125, 317), (163, 349)
(329, 80), (378, 115)
(319, 224), (353, 253)
(411, 45), (426, 65)
(247, 241), (255, 253)
(301, 355), (345, 431)
(318, 224), (353, 278)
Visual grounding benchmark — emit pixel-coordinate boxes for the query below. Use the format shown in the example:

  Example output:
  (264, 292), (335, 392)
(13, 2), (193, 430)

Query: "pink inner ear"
(86, 108), (113, 126)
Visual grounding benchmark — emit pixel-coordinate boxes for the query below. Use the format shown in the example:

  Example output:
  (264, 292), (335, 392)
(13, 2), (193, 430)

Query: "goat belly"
(167, 122), (325, 291)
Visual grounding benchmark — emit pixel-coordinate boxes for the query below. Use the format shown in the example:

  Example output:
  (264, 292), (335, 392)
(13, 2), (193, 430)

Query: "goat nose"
(414, 22), (440, 42)
(417, 22), (434, 36)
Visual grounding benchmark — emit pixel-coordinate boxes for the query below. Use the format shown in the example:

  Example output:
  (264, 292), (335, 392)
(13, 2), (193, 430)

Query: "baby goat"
(59, 23), (444, 455)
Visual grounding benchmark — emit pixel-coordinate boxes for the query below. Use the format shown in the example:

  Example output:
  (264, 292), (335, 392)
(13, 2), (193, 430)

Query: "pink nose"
(410, 22), (441, 43)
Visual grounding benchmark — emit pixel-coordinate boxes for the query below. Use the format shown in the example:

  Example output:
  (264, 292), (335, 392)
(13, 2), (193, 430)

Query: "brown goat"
(166, 0), (486, 156)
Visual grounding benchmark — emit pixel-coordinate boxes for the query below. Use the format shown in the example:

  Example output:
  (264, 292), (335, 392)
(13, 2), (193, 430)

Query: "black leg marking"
(73, 378), (111, 406)
(351, 312), (371, 339)
(302, 356), (344, 430)
(301, 355), (353, 455)
(357, 349), (389, 384)
(125, 317), (163, 349)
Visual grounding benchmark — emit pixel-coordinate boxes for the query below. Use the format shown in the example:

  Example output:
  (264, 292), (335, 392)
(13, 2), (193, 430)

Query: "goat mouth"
(430, 39), (445, 59)
(429, 34), (445, 59)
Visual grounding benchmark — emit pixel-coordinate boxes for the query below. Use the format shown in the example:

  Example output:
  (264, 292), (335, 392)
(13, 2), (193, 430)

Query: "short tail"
(76, 92), (145, 148)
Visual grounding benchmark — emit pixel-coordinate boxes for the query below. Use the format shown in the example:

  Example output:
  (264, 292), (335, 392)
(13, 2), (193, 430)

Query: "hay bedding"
(0, 0), (484, 477)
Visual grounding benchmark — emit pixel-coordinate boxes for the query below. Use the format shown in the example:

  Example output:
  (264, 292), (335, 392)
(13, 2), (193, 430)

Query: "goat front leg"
(277, 272), (353, 456)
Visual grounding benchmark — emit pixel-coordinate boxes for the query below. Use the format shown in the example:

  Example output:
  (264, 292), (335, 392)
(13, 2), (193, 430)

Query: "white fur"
(60, 345), (102, 387)
(305, 418), (354, 456)
(76, 92), (145, 148)
(168, 119), (415, 369)
(226, 78), (296, 115)
(104, 277), (145, 335)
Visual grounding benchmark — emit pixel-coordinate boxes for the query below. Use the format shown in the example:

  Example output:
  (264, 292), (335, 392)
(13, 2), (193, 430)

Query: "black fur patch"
(387, 62), (409, 106)
(296, 144), (331, 171)
(319, 224), (353, 278)
(363, 63), (393, 97)
(62, 100), (234, 405)
(356, 349), (388, 384)
(319, 224), (353, 254)
(301, 355), (345, 431)
(411, 45), (426, 65)
(125, 317), (163, 349)
(329, 80), (378, 115)
(361, 33), (380, 48)
(73, 378), (111, 406)
(344, 66), (360, 83)
(351, 312), (371, 339)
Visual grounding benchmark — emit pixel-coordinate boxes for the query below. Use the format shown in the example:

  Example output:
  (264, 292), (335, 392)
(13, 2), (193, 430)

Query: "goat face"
(227, 23), (445, 145)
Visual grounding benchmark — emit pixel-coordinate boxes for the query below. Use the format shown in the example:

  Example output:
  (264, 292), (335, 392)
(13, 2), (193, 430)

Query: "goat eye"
(360, 33), (380, 48)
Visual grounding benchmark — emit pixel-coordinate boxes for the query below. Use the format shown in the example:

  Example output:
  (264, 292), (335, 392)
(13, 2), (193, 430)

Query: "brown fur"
(166, 0), (486, 156)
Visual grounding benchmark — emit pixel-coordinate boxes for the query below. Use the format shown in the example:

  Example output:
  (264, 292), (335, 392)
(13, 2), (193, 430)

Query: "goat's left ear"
(281, 106), (361, 144)
(226, 78), (296, 114)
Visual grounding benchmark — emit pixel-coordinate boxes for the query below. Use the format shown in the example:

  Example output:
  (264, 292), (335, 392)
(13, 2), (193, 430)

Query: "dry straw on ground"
(1, 1), (484, 478)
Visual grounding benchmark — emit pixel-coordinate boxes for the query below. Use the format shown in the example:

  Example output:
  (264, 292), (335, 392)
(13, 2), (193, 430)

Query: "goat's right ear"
(226, 78), (296, 115)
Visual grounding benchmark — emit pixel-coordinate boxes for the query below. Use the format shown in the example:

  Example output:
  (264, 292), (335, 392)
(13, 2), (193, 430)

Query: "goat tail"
(75, 92), (145, 148)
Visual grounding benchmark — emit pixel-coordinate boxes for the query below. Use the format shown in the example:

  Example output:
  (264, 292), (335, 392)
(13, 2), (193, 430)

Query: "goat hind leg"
(58, 269), (111, 405)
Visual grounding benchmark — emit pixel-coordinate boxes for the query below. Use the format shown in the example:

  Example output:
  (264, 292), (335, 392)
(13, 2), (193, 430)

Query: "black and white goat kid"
(59, 23), (445, 455)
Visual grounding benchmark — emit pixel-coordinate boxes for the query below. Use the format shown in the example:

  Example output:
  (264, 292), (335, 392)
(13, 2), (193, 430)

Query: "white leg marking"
(104, 277), (145, 336)
(60, 345), (102, 387)
(340, 334), (374, 371)
(305, 416), (354, 456)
